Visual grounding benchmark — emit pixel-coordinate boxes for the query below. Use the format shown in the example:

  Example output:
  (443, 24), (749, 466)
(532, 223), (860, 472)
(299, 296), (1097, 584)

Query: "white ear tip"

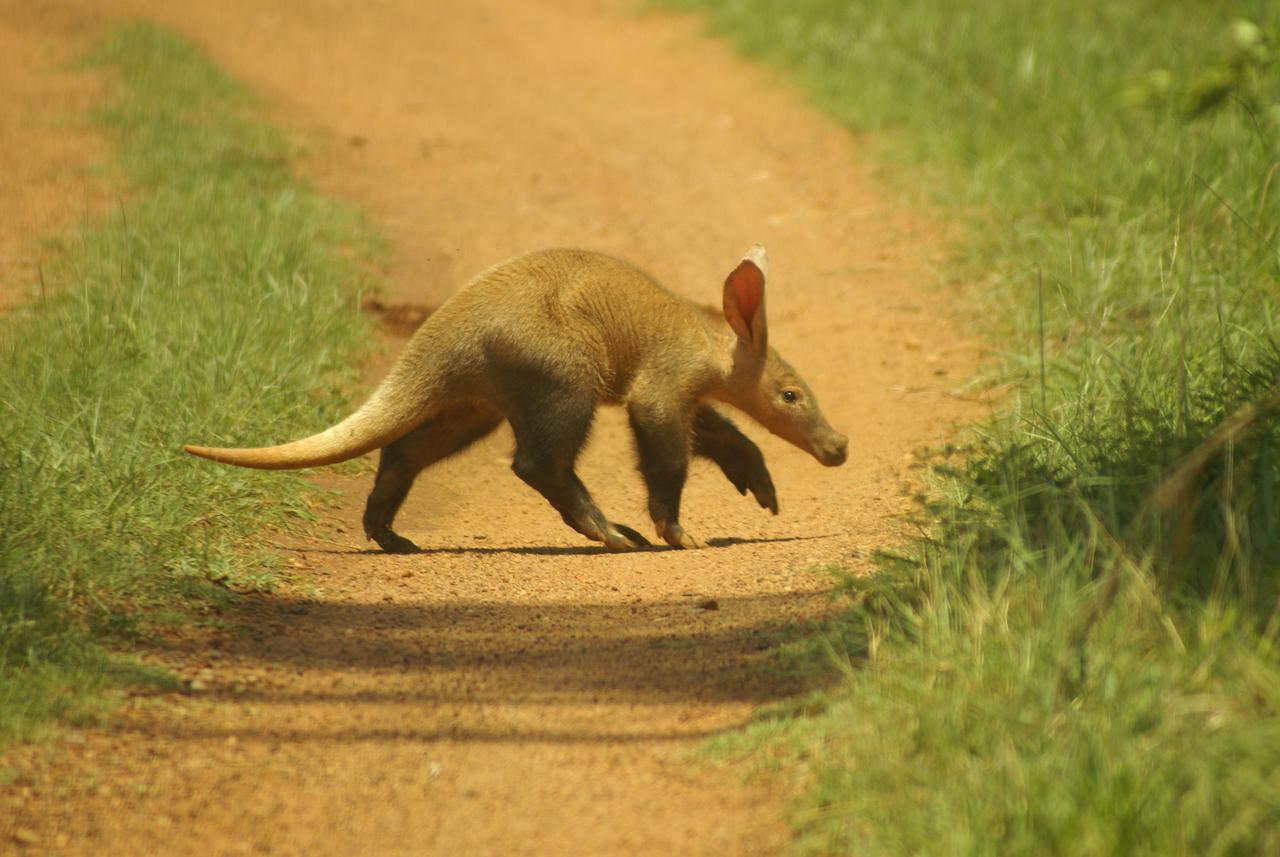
(743, 244), (768, 276)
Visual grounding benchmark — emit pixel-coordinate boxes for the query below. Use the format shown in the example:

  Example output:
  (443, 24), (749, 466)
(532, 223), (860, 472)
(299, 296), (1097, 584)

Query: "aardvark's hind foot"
(604, 522), (651, 551)
(558, 513), (647, 549)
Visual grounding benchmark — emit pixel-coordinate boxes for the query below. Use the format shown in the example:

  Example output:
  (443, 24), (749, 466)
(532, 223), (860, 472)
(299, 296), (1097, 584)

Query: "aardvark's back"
(412, 248), (717, 405)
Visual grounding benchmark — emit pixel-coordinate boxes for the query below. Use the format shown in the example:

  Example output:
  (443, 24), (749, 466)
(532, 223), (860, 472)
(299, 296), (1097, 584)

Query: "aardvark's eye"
(782, 389), (799, 404)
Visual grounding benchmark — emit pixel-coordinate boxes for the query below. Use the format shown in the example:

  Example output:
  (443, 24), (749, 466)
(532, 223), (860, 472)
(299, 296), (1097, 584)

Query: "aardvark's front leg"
(692, 405), (778, 515)
(628, 399), (705, 549)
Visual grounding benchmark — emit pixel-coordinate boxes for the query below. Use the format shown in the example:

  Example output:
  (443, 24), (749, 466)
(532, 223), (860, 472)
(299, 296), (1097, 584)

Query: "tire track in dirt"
(4, 1), (983, 854)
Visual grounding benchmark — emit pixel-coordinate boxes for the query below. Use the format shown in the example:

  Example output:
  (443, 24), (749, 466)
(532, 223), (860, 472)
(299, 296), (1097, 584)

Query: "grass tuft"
(0, 23), (373, 743)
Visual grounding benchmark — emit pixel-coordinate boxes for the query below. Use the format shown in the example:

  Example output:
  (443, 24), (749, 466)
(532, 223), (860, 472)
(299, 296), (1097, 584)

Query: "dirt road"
(3, 1), (981, 853)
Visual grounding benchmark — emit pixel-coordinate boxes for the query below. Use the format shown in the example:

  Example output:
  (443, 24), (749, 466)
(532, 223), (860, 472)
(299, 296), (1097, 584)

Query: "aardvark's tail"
(184, 378), (429, 470)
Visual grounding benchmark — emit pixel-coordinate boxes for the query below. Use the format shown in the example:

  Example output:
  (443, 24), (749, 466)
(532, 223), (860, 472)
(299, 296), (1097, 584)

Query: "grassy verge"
(664, 1), (1280, 853)
(0, 23), (373, 742)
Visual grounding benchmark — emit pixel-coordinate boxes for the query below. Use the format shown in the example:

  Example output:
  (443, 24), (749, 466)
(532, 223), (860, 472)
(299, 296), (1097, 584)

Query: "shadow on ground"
(121, 587), (837, 746)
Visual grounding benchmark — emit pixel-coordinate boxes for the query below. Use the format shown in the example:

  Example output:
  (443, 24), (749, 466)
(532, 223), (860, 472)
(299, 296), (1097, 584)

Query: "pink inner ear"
(726, 260), (763, 331)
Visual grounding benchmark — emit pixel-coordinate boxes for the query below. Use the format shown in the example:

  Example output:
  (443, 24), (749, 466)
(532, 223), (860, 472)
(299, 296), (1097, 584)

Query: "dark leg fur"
(507, 391), (648, 550)
(363, 406), (502, 553)
(691, 405), (778, 515)
(629, 401), (705, 549)
(365, 401), (768, 553)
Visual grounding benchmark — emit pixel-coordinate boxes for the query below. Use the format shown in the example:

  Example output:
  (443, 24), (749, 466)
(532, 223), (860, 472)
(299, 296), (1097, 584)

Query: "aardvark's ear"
(723, 244), (768, 356)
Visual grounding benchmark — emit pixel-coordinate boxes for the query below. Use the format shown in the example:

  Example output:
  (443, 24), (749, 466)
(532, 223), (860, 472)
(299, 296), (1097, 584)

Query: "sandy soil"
(2, 1), (984, 854)
(0, 1), (114, 311)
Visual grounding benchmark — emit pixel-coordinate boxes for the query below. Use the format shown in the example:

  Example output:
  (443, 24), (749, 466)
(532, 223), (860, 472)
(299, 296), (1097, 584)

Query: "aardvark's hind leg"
(506, 394), (648, 550)
(363, 405), (502, 553)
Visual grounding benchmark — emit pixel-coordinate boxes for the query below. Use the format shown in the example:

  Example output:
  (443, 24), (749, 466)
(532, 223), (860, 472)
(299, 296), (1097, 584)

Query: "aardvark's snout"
(817, 432), (848, 467)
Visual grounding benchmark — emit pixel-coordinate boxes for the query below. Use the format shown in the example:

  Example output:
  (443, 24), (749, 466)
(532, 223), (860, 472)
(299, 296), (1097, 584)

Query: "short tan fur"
(185, 246), (848, 552)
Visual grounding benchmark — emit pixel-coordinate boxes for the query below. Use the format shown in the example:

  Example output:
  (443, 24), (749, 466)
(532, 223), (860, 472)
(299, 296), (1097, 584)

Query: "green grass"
(0, 23), (373, 742)
(663, 1), (1280, 853)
